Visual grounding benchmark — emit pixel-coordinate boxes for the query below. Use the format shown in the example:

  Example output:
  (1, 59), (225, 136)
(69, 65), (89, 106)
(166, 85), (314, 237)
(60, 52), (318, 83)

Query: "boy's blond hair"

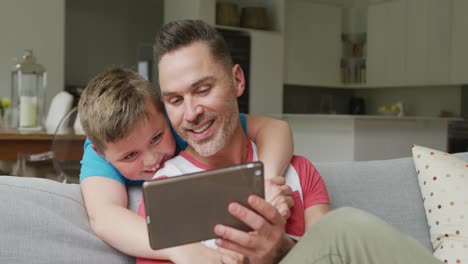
(78, 67), (164, 152)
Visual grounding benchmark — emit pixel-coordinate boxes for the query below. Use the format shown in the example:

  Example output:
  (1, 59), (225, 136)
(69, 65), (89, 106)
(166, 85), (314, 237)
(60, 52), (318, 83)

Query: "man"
(140, 19), (441, 264)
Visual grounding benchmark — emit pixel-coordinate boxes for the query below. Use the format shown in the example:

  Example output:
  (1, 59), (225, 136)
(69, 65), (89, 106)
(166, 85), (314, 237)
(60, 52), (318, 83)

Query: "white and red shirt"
(137, 141), (329, 250)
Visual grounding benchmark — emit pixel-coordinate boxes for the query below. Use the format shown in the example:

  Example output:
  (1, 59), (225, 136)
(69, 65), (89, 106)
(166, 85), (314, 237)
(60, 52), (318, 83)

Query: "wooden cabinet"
(451, 0), (468, 84)
(284, 0), (341, 86)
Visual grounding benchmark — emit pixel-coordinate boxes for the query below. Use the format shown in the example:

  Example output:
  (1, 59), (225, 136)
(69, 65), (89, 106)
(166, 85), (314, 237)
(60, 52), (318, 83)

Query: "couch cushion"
(0, 176), (133, 264)
(314, 156), (433, 251)
(412, 146), (468, 264)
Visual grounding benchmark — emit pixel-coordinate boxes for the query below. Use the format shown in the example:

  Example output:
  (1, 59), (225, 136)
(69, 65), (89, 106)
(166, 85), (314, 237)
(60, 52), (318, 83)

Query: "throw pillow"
(412, 145), (468, 264)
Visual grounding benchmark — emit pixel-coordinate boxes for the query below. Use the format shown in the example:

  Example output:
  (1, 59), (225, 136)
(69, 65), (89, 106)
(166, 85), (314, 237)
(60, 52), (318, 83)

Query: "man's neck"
(184, 123), (249, 168)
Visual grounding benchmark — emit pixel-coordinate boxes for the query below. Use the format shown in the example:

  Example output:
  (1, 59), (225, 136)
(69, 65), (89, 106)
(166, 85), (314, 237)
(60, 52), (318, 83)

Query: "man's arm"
(245, 115), (293, 180)
(304, 204), (330, 230)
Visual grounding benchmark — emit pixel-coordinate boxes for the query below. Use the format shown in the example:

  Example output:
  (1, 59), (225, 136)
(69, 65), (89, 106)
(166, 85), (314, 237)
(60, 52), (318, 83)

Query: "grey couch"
(2, 153), (467, 263)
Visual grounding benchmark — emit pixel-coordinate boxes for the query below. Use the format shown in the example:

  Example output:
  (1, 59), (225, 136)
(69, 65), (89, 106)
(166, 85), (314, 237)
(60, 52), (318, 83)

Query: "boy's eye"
(151, 133), (162, 144)
(124, 152), (137, 160)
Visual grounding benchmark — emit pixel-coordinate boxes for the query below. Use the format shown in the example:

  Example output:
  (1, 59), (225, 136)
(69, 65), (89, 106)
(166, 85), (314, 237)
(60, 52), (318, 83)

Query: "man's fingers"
(216, 238), (254, 260)
(248, 195), (284, 225)
(226, 202), (272, 234)
(214, 223), (257, 249)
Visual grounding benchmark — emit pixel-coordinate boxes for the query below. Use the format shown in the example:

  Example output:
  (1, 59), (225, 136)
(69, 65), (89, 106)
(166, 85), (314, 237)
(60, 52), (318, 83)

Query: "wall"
(65, 0), (164, 87)
(0, 0), (65, 107)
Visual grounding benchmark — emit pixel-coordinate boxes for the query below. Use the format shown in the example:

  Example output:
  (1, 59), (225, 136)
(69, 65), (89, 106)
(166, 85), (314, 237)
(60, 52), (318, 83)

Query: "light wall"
(65, 0), (164, 86)
(0, 0), (65, 107)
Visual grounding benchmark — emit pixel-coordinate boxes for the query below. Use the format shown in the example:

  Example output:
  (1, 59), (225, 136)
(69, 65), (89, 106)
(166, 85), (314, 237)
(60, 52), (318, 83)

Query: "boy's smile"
(95, 101), (176, 181)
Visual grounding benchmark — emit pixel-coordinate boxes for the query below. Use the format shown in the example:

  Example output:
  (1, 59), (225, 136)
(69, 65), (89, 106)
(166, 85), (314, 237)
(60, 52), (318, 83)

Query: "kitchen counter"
(273, 114), (452, 162)
(273, 113), (463, 122)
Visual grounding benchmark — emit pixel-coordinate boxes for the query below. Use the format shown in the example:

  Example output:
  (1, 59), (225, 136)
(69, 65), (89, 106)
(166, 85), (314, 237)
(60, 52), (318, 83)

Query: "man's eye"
(151, 133), (162, 144)
(169, 97), (182, 105)
(124, 152), (137, 160)
(197, 87), (210, 94)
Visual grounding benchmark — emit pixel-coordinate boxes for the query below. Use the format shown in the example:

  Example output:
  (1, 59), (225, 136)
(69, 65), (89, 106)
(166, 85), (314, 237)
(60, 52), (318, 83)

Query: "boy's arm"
(81, 177), (177, 259)
(245, 114), (293, 180)
(81, 177), (223, 262)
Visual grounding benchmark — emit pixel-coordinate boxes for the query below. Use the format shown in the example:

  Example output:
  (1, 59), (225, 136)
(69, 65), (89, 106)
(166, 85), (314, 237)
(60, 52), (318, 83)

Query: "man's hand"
(214, 195), (295, 264)
(264, 176), (294, 220)
(217, 247), (248, 264)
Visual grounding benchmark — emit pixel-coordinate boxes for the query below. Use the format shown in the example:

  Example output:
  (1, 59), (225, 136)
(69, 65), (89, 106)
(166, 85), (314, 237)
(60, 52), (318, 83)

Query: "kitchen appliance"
(349, 97), (366, 115)
(448, 121), (468, 153)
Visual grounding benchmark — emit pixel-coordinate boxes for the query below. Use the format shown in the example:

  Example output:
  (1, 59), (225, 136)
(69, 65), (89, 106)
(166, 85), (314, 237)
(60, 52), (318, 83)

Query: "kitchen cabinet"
(367, 0), (452, 87)
(366, 0), (407, 87)
(284, 0), (341, 86)
(450, 0), (468, 84)
(406, 0), (451, 85)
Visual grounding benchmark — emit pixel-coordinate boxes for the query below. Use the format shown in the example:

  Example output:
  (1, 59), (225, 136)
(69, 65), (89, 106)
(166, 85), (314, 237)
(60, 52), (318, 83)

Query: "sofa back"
(314, 152), (468, 252)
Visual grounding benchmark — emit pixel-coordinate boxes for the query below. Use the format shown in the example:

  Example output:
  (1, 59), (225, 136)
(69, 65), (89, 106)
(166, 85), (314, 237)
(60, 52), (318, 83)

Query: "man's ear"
(231, 64), (245, 97)
(91, 144), (105, 158)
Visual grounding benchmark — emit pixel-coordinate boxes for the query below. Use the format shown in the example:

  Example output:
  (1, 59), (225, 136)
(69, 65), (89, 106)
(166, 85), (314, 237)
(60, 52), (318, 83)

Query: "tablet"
(142, 161), (264, 250)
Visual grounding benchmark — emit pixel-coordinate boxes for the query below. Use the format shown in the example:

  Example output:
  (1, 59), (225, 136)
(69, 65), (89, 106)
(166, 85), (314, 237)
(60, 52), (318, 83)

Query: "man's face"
(95, 101), (176, 181)
(158, 41), (244, 157)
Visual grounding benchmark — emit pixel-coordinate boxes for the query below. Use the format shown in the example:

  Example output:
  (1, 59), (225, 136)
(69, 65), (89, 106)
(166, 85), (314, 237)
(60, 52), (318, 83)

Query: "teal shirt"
(79, 113), (247, 186)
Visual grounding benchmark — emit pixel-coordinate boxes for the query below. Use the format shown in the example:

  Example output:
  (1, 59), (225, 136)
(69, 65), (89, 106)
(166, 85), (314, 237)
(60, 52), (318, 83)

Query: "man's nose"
(184, 98), (202, 122)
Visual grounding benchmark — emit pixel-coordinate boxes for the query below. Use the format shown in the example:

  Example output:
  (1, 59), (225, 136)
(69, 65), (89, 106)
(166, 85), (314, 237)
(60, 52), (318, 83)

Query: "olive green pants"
(281, 207), (441, 264)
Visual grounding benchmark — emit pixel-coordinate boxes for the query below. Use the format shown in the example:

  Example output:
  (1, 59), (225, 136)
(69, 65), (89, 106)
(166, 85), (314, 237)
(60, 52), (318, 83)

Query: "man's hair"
(154, 19), (233, 70)
(78, 67), (164, 151)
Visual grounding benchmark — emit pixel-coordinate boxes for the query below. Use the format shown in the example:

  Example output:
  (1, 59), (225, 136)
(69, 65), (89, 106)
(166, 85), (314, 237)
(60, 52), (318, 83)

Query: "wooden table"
(0, 128), (86, 161)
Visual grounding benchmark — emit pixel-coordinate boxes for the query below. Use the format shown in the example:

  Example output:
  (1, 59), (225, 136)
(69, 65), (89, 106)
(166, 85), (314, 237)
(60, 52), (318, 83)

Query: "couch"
(2, 153), (467, 263)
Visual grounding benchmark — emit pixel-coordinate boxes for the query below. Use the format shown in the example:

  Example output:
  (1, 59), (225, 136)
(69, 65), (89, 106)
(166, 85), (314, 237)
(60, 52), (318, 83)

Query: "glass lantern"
(11, 50), (47, 132)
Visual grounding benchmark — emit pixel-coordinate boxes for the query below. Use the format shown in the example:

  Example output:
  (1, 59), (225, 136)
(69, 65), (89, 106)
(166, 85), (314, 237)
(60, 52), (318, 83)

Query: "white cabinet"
(284, 1), (341, 86)
(451, 0), (468, 84)
(367, 0), (452, 87)
(406, 0), (451, 85)
(366, 0), (407, 86)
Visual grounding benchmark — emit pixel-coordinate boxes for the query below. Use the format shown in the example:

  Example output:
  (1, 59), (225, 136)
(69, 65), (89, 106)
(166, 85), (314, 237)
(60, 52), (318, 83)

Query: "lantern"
(11, 50), (47, 131)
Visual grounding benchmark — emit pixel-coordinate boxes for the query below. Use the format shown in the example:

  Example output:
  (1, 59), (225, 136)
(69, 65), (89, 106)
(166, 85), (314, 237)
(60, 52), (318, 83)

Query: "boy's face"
(158, 41), (244, 157)
(96, 101), (176, 181)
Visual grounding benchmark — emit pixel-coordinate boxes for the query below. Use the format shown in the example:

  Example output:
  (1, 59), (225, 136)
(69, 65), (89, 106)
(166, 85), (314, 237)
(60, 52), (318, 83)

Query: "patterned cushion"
(412, 145), (468, 264)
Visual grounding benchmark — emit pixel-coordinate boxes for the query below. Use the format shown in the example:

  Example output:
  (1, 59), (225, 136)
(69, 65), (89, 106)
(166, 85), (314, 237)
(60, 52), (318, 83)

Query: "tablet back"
(142, 161), (264, 250)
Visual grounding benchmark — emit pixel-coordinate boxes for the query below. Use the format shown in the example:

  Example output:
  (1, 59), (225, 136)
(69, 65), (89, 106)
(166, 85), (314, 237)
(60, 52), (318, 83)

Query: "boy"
(78, 67), (295, 260)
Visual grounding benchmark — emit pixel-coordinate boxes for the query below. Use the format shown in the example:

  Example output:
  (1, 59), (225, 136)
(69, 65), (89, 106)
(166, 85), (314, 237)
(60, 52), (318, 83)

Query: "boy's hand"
(264, 176), (294, 220)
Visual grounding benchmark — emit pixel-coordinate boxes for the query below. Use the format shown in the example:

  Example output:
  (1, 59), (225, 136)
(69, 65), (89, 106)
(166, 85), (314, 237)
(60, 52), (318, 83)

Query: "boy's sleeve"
(239, 113), (247, 133)
(79, 138), (127, 185)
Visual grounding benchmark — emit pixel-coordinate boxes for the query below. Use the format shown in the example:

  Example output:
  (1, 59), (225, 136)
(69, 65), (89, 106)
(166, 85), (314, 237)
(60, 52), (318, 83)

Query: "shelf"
(214, 25), (281, 36)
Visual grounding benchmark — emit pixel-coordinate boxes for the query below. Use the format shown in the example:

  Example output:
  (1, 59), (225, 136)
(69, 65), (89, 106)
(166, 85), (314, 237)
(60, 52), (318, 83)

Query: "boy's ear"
(91, 144), (105, 158)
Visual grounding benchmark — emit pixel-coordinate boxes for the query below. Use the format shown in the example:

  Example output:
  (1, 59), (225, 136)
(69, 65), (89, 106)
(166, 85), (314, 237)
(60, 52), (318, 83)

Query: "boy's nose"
(143, 151), (164, 167)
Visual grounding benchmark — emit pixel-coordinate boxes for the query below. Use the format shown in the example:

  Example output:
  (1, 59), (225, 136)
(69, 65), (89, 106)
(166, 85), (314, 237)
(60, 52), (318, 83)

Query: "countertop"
(272, 114), (464, 122)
